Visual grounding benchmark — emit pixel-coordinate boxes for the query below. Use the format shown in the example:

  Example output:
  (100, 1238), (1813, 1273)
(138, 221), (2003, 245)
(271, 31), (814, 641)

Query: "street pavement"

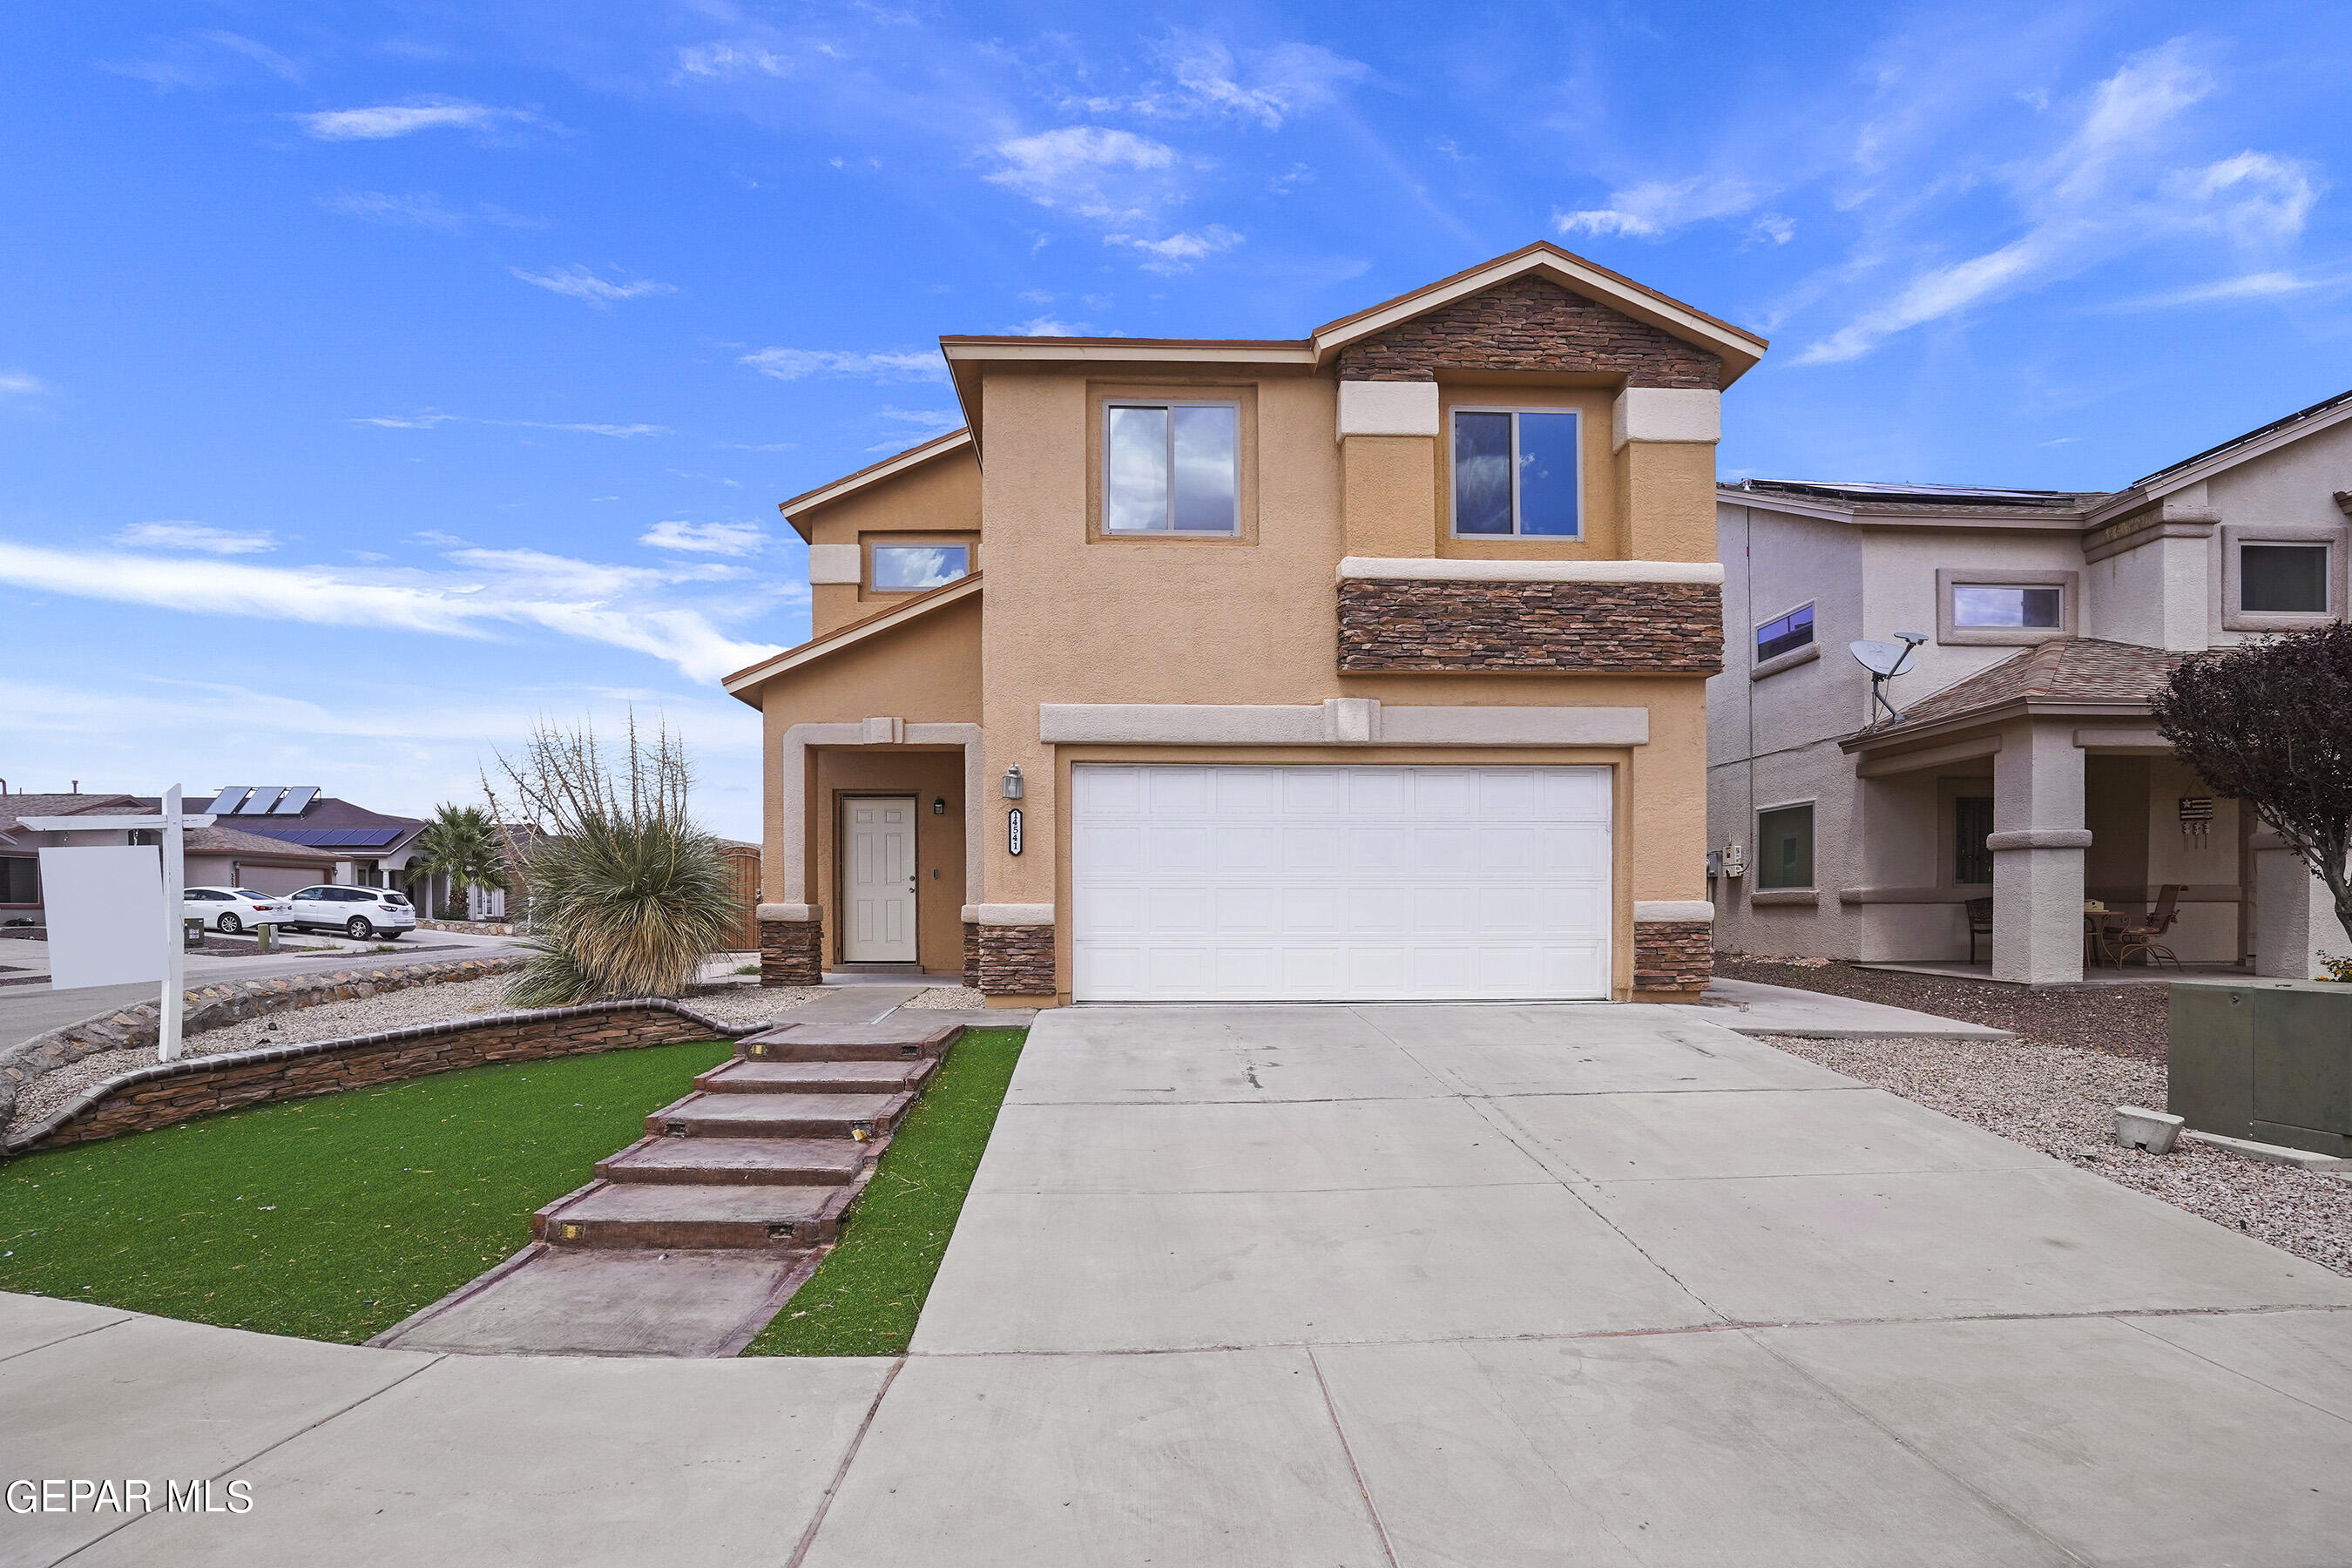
(4, 1001), (2349, 1566)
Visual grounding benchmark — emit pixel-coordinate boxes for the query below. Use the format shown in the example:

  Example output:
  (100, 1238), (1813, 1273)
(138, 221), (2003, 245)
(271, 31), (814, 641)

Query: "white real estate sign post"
(25, 786), (215, 1060)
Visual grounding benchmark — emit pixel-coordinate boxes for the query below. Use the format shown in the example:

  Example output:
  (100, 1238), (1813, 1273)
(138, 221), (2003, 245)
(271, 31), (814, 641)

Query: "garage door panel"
(1073, 764), (1612, 1002)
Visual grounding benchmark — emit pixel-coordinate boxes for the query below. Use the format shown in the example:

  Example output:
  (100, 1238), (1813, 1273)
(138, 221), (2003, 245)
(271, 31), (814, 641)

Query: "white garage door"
(1072, 764), (1612, 1002)
(236, 863), (332, 896)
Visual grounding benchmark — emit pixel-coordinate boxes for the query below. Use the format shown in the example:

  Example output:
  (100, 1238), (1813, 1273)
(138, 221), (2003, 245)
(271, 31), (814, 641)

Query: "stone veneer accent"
(973, 923), (1056, 996)
(0, 954), (525, 1131)
(1338, 578), (1724, 674)
(7, 1000), (754, 1154)
(1335, 276), (1723, 389)
(1633, 921), (1714, 995)
(963, 921), (980, 986)
(760, 916), (823, 987)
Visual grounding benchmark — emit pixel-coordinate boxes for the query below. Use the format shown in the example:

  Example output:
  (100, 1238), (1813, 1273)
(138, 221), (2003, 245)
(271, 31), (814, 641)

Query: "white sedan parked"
(183, 887), (293, 934)
(280, 884), (417, 940)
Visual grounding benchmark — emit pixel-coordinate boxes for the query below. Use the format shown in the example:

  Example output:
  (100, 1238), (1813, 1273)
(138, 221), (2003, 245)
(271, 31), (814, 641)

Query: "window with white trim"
(869, 544), (970, 592)
(1103, 401), (1240, 533)
(1952, 583), (2063, 629)
(1450, 408), (1582, 537)
(1755, 604), (1815, 663)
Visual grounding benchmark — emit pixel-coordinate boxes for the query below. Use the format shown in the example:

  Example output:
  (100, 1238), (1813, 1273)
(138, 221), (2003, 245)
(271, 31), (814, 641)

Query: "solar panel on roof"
(236, 787), (285, 814)
(270, 786), (319, 815)
(208, 787), (253, 814)
(244, 826), (405, 848)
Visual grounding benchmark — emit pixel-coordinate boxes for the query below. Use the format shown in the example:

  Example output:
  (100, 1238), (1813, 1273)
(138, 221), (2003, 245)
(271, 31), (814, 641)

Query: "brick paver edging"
(0, 954), (529, 1130)
(3, 998), (760, 1156)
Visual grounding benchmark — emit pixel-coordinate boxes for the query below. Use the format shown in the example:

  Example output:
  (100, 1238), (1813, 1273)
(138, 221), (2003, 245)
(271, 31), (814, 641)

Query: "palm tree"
(409, 803), (512, 919)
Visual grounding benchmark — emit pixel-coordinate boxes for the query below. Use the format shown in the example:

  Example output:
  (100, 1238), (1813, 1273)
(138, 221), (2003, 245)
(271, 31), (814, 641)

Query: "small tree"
(2151, 623), (2352, 947)
(483, 714), (739, 1005)
(409, 803), (512, 919)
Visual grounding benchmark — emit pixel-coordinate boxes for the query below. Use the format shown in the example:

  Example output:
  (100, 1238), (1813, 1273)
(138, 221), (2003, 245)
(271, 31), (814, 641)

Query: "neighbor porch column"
(2251, 828), (2340, 980)
(1989, 719), (2090, 984)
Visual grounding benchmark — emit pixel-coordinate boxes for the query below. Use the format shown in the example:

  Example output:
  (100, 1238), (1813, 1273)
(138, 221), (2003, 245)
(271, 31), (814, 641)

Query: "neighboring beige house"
(1708, 386), (2352, 984)
(723, 242), (1766, 1007)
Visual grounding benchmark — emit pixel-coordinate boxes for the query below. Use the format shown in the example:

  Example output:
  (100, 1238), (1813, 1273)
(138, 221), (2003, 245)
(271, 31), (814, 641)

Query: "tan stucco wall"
(802, 449), (983, 635)
(812, 748), (967, 972)
(749, 593), (982, 919)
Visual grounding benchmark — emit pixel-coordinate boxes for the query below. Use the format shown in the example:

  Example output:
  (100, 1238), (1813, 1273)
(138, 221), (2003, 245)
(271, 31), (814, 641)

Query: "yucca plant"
(409, 802), (513, 917)
(484, 715), (740, 1005)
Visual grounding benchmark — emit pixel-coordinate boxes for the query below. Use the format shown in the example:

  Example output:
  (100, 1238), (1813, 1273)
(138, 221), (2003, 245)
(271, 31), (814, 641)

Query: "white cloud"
(1555, 177), (1767, 240)
(875, 407), (963, 433)
(1748, 213), (1797, 246)
(2105, 270), (2335, 311)
(1071, 34), (1369, 130)
(1104, 225), (1243, 274)
(0, 537), (778, 682)
(1798, 37), (2322, 364)
(504, 421), (671, 438)
(1016, 315), (1087, 335)
(640, 520), (768, 556)
(109, 522), (276, 555)
(321, 191), (533, 230)
(740, 348), (944, 382)
(351, 409), (456, 429)
(197, 30), (303, 83)
(984, 126), (1182, 225)
(348, 411), (666, 436)
(0, 372), (49, 397)
(509, 266), (678, 305)
(674, 41), (800, 79)
(295, 98), (545, 141)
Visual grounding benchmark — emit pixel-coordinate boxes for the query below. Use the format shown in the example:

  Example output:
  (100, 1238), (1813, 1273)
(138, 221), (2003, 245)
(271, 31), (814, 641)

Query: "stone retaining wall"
(416, 917), (514, 936)
(0, 955), (526, 1130)
(5, 999), (753, 1155)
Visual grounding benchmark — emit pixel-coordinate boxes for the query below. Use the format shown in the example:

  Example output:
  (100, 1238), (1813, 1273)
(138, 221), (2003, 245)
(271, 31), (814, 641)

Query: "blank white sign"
(40, 845), (166, 990)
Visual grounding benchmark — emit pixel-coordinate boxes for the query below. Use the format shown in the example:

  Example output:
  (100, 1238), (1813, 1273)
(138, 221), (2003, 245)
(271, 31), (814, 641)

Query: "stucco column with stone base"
(1990, 720), (2089, 985)
(757, 903), (822, 987)
(965, 904), (1055, 1002)
(1632, 901), (1714, 998)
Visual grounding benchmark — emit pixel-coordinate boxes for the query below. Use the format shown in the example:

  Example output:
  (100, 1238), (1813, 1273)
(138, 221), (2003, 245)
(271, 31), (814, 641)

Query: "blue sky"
(3, 2), (2345, 839)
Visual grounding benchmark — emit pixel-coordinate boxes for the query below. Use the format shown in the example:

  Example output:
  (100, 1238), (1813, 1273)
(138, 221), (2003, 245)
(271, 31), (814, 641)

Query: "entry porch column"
(1990, 719), (2091, 984)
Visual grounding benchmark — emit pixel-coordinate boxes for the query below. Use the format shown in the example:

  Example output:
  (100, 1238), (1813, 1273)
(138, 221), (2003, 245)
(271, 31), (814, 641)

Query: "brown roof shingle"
(1859, 638), (2185, 741)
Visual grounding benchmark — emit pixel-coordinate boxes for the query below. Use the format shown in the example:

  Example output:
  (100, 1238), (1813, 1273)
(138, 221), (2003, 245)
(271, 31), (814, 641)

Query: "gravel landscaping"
(1765, 1031), (2352, 1276)
(1719, 956), (2174, 1058)
(904, 985), (988, 1010)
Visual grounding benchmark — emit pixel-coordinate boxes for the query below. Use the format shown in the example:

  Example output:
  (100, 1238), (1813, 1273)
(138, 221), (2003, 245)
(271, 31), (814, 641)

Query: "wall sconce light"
(932, 797), (947, 815)
(1002, 765), (1024, 801)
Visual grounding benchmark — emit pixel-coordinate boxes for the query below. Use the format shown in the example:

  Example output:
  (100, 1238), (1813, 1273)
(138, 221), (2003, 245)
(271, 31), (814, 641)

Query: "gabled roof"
(1720, 478), (2109, 528)
(2129, 383), (2352, 490)
(0, 793), (142, 836)
(774, 428), (974, 542)
(1845, 639), (2185, 750)
(938, 240), (1767, 444)
(1308, 241), (1767, 382)
(721, 571), (982, 703)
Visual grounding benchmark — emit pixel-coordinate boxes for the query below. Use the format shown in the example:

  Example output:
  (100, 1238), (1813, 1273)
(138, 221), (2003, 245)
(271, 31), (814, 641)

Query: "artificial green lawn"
(745, 1026), (1026, 1357)
(0, 1037), (736, 1343)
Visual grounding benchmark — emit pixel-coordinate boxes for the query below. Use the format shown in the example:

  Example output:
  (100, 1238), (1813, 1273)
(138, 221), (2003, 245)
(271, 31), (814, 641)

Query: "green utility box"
(2169, 977), (2352, 1157)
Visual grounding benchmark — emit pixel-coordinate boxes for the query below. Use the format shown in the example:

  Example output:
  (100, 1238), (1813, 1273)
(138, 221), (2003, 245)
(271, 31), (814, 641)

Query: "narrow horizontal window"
(1451, 409), (1581, 537)
(1755, 604), (1815, 663)
(2240, 544), (2328, 614)
(1104, 402), (1239, 534)
(1755, 804), (1815, 891)
(869, 544), (970, 592)
(1952, 584), (2062, 628)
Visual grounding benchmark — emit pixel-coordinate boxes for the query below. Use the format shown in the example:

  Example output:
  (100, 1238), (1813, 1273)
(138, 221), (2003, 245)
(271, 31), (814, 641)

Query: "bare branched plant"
(483, 713), (739, 1005)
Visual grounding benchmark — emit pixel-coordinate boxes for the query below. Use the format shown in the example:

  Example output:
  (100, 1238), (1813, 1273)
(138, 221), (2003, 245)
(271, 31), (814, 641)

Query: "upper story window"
(1104, 401), (1239, 534)
(1755, 604), (1815, 663)
(1952, 583), (2062, 629)
(1451, 408), (1581, 537)
(870, 544), (970, 592)
(2240, 544), (2328, 613)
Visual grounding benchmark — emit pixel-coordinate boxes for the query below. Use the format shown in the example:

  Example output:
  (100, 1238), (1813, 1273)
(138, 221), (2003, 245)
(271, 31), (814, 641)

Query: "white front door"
(1071, 764), (1612, 1002)
(841, 795), (919, 963)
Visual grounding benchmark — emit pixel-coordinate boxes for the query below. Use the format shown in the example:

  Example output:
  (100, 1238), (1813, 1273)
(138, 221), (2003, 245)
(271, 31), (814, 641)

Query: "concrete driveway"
(6, 1003), (2352, 1566)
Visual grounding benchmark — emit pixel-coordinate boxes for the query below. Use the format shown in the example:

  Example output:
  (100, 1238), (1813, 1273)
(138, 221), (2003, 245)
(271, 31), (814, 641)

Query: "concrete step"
(737, 1019), (963, 1062)
(596, 1135), (880, 1186)
(535, 1179), (855, 1249)
(646, 1090), (913, 1140)
(696, 1058), (937, 1096)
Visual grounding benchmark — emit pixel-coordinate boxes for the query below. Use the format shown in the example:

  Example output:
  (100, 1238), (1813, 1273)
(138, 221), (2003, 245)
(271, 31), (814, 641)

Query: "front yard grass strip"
(0, 1037), (737, 1344)
(744, 1025), (1026, 1357)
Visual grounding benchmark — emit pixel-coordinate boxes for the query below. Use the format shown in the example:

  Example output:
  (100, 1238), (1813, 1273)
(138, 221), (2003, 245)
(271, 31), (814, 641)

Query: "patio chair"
(2110, 885), (2185, 969)
(1965, 897), (1993, 964)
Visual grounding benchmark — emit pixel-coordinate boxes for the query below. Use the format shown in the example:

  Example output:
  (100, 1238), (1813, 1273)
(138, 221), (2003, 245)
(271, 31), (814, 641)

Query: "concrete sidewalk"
(1671, 975), (2014, 1037)
(6, 1002), (2350, 1565)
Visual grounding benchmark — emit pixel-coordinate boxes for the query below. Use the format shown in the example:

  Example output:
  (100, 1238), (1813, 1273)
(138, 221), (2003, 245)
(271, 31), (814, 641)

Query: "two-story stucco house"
(1709, 387), (2352, 985)
(721, 243), (1766, 1008)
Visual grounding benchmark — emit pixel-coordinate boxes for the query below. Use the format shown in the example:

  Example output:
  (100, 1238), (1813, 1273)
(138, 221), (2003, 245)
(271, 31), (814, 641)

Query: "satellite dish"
(1849, 632), (1929, 726)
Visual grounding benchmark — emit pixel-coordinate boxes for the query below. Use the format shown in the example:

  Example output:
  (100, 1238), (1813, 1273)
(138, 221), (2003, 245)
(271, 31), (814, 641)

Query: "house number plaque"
(1007, 808), (1024, 855)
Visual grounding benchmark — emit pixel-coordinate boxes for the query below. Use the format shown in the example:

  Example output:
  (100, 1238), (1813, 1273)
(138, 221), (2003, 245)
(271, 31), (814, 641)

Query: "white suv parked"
(281, 885), (417, 941)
